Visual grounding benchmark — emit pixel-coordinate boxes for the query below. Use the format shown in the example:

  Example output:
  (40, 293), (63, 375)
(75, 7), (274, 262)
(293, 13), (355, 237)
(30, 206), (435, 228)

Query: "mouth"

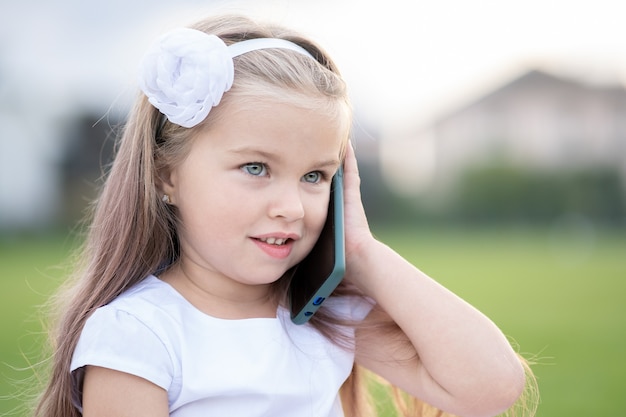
(256, 237), (290, 246)
(251, 234), (298, 260)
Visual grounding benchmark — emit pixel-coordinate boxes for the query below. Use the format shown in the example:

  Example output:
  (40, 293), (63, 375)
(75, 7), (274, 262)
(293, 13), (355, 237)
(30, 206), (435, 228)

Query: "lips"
(252, 234), (299, 259)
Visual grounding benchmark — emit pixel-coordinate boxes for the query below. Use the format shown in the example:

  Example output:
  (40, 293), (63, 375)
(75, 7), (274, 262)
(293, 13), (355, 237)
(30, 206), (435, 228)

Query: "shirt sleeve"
(70, 305), (174, 407)
(325, 294), (375, 322)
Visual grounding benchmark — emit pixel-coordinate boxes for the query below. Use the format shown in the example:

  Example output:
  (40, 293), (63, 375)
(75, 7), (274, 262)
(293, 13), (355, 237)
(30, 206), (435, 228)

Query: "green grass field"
(1, 225), (625, 416)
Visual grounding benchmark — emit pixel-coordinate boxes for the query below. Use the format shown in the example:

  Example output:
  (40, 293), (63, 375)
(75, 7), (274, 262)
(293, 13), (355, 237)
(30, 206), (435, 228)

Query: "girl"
(35, 14), (536, 417)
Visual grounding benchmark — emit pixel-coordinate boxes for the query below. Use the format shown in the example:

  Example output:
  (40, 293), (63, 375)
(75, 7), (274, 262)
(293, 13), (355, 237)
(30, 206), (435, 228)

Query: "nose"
(268, 183), (305, 221)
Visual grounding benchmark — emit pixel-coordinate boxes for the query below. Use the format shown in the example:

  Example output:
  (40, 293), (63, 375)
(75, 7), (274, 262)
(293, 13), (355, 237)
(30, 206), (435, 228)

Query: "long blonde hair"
(33, 14), (536, 417)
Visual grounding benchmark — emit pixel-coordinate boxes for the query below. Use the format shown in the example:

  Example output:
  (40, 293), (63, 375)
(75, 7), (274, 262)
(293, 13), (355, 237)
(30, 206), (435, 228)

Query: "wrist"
(344, 236), (386, 293)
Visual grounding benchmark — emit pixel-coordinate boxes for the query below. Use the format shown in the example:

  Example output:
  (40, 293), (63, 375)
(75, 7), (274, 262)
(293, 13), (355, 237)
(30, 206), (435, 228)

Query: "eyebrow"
(228, 146), (340, 169)
(228, 147), (280, 161)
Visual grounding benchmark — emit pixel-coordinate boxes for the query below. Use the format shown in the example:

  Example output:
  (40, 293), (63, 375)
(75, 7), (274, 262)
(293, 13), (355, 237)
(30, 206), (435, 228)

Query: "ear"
(156, 166), (177, 205)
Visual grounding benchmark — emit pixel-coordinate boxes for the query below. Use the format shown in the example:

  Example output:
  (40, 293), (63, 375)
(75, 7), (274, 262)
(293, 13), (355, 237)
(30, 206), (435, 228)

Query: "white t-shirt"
(71, 275), (372, 416)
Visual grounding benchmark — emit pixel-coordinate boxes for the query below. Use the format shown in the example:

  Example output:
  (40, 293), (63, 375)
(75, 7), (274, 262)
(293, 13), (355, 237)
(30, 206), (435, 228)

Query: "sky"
(2, 0), (626, 226)
(2, 0), (626, 129)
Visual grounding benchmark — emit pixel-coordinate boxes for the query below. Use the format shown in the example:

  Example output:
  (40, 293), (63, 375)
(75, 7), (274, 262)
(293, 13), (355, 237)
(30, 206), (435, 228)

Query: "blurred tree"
(449, 163), (625, 225)
(58, 114), (119, 226)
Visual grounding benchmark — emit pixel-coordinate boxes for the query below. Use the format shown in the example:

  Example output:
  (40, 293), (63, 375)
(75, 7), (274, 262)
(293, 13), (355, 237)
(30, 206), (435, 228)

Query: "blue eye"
(302, 171), (322, 183)
(242, 163), (268, 176)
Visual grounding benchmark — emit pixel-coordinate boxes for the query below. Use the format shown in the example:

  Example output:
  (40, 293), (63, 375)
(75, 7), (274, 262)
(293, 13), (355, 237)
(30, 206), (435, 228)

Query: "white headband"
(138, 28), (315, 128)
(229, 37), (313, 59)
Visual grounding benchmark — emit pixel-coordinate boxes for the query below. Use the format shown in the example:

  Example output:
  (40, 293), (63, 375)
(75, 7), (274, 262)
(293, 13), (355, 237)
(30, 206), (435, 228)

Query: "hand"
(342, 141), (375, 282)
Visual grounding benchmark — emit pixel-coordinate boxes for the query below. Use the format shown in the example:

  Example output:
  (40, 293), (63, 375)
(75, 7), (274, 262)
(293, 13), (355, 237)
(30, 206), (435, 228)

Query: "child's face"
(163, 99), (346, 289)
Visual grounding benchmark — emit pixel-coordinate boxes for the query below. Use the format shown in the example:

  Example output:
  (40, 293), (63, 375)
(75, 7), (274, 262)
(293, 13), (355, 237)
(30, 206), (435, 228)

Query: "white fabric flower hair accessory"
(138, 27), (314, 128)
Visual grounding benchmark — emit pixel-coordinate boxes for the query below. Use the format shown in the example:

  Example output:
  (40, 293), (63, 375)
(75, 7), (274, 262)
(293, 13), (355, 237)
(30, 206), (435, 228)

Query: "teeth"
(260, 237), (287, 245)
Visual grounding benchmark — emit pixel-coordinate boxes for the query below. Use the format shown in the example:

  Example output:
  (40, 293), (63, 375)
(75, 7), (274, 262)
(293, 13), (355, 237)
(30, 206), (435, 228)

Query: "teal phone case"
(289, 167), (345, 325)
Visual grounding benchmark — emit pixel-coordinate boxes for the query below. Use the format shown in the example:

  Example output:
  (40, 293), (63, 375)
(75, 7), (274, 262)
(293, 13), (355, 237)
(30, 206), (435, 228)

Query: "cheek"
(306, 194), (331, 239)
(175, 182), (241, 236)
(192, 190), (249, 230)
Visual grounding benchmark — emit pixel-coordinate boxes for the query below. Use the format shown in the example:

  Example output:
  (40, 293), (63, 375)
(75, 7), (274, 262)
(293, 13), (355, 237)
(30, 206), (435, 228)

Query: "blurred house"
(0, 81), (62, 232)
(407, 69), (626, 196)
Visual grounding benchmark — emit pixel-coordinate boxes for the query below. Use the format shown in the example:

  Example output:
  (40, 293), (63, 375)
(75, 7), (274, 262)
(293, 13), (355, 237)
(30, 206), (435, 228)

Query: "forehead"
(194, 98), (348, 161)
(214, 87), (350, 133)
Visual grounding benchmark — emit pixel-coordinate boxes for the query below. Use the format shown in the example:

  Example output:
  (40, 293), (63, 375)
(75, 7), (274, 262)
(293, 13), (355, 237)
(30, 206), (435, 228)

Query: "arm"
(82, 366), (169, 417)
(342, 143), (525, 417)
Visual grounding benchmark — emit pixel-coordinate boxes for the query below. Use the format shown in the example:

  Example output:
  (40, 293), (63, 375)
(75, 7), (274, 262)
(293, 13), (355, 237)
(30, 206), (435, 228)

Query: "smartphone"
(288, 167), (345, 325)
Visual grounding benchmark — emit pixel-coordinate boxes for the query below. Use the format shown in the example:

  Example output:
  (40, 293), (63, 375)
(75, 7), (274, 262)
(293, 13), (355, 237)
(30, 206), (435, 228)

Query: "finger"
(342, 140), (361, 193)
(344, 140), (359, 177)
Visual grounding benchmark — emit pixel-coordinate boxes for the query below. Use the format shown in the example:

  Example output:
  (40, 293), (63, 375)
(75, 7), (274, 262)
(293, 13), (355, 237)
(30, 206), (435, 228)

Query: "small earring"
(162, 194), (171, 204)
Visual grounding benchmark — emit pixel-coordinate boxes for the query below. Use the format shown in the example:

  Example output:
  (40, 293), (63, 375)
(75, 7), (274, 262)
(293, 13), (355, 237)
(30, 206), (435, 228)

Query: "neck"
(160, 261), (278, 319)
